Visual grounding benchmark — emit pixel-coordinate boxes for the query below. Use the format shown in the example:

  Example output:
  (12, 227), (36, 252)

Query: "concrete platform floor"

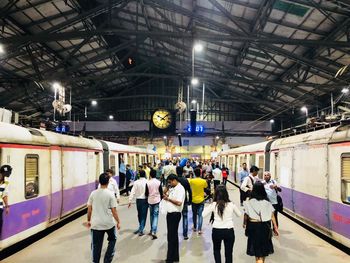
(3, 185), (350, 263)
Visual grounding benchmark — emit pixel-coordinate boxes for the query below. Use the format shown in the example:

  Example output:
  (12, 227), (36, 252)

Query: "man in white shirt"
(212, 165), (222, 191)
(163, 174), (185, 263)
(99, 169), (120, 204)
(86, 173), (121, 263)
(128, 170), (148, 236)
(183, 162), (194, 177)
(262, 171), (282, 226)
(162, 161), (176, 185)
(240, 165), (259, 203)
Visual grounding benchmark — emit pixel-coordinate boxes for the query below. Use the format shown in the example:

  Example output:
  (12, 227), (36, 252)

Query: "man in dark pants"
(238, 163), (249, 206)
(176, 166), (192, 240)
(128, 170), (148, 235)
(163, 174), (185, 263)
(86, 173), (121, 263)
(119, 159), (126, 190)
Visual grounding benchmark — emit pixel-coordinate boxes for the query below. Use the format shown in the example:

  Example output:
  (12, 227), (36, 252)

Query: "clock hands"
(160, 113), (170, 121)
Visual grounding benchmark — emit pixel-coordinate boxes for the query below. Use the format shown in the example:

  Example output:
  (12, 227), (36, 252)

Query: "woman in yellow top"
(189, 168), (208, 234)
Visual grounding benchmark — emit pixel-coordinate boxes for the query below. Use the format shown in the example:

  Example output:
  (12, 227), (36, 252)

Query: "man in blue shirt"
(238, 163), (249, 206)
(119, 159), (126, 190)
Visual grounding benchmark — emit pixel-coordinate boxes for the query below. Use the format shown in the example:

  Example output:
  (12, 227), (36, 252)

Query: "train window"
(341, 154), (350, 204)
(25, 155), (39, 199)
(110, 155), (116, 173)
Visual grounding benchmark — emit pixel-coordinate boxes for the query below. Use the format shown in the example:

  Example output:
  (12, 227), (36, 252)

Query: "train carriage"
(0, 122), (157, 250)
(219, 125), (350, 249)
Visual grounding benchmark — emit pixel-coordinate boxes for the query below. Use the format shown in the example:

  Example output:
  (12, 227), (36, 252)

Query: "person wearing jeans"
(128, 170), (148, 236)
(192, 202), (205, 233)
(146, 169), (163, 239)
(203, 185), (241, 263)
(189, 168), (208, 235)
(86, 173), (121, 263)
(176, 166), (192, 240)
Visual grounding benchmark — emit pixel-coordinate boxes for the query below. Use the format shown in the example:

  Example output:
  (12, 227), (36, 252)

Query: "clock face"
(152, 109), (173, 129)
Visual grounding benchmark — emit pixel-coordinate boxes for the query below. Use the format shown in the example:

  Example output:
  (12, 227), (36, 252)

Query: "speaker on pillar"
(178, 134), (182, 146)
(190, 110), (197, 136)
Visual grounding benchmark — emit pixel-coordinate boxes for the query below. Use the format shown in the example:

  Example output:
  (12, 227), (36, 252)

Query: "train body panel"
(0, 122), (154, 250)
(219, 125), (350, 249)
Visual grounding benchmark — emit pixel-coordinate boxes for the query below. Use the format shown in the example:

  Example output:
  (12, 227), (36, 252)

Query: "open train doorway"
(118, 153), (125, 190)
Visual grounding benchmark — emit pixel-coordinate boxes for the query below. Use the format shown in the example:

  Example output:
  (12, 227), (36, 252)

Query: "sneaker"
(198, 231), (202, 235)
(152, 234), (158, 240)
(134, 230), (139, 234)
(139, 232), (144, 236)
(192, 227), (197, 232)
(184, 236), (189, 240)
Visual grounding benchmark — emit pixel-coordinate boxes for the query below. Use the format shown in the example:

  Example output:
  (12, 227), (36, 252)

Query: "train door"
(234, 155), (238, 182)
(49, 148), (63, 222)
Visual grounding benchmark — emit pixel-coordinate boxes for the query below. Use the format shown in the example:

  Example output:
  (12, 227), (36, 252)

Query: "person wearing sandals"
(203, 185), (241, 263)
(243, 182), (279, 263)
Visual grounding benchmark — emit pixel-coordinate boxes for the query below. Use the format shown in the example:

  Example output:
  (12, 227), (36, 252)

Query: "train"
(0, 122), (157, 250)
(218, 124), (350, 249)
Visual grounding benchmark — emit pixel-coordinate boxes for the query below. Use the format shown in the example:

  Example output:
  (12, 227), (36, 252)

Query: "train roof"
(102, 140), (156, 155)
(220, 141), (270, 155)
(0, 122), (101, 150)
(271, 126), (338, 149)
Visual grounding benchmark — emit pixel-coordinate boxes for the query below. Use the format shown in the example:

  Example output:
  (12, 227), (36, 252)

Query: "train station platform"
(3, 185), (349, 263)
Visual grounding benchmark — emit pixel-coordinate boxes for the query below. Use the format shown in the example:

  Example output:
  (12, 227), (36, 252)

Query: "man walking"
(263, 171), (282, 226)
(240, 165), (259, 202)
(163, 174), (185, 263)
(99, 169), (120, 204)
(128, 170), (148, 236)
(87, 173), (121, 263)
(212, 165), (222, 191)
(145, 169), (163, 239)
(176, 166), (192, 240)
(238, 163), (249, 206)
(189, 168), (208, 235)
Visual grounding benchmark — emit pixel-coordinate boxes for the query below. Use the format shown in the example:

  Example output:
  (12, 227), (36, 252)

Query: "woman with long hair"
(243, 181), (279, 263)
(203, 185), (241, 263)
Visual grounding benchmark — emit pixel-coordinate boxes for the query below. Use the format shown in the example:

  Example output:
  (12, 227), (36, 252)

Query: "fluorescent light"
(216, 136), (220, 139)
(191, 78), (199, 86)
(109, 115), (114, 120)
(301, 106), (307, 112)
(91, 100), (97, 106)
(342, 87), (349, 94)
(270, 119), (275, 123)
(0, 44), (5, 54)
(52, 82), (61, 90)
(193, 43), (203, 53)
(163, 136), (167, 139)
(191, 100), (197, 104)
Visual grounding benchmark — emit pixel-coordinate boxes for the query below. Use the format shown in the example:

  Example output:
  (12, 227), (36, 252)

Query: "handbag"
(159, 199), (168, 215)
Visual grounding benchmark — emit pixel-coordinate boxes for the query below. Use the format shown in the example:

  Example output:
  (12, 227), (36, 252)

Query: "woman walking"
(243, 182), (279, 263)
(203, 185), (241, 263)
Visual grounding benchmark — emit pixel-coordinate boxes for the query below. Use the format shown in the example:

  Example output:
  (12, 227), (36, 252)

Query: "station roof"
(0, 0), (350, 123)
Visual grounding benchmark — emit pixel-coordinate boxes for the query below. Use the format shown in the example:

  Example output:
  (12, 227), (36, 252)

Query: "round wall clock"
(152, 109), (173, 129)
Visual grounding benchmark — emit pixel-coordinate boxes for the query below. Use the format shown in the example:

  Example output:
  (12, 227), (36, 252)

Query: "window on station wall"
(25, 155), (39, 199)
(341, 154), (350, 204)
(110, 155), (116, 174)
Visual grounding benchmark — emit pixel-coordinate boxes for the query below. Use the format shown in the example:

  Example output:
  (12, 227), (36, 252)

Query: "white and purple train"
(219, 125), (350, 249)
(0, 122), (157, 250)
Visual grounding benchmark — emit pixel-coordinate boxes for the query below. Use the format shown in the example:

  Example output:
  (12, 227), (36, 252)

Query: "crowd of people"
(86, 159), (282, 263)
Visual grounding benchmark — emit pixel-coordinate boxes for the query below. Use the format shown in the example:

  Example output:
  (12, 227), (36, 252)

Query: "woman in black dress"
(243, 182), (279, 263)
